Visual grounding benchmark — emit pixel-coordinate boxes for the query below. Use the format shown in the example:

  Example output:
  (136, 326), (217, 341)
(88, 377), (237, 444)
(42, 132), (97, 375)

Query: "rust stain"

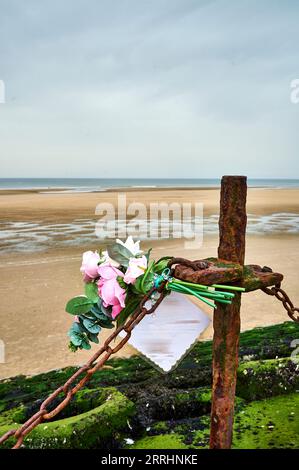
(210, 175), (247, 449)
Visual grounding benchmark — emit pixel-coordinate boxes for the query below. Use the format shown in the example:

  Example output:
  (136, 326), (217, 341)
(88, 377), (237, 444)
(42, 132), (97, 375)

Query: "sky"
(0, 0), (298, 178)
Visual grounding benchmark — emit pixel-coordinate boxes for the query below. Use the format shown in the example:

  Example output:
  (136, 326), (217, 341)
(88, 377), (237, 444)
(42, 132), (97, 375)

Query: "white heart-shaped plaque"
(119, 292), (211, 373)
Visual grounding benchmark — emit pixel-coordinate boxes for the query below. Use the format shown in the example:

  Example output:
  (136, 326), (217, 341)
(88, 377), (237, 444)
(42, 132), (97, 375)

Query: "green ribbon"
(156, 269), (245, 310)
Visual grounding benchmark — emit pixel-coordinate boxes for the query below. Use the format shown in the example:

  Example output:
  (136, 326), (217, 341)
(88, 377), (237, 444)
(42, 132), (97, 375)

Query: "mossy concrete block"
(180, 321), (299, 372)
(237, 358), (299, 401)
(0, 388), (135, 449)
(236, 322), (299, 361)
(126, 386), (212, 426)
(16, 387), (124, 423)
(1, 322), (298, 415)
(131, 393), (299, 449)
(1, 322), (299, 449)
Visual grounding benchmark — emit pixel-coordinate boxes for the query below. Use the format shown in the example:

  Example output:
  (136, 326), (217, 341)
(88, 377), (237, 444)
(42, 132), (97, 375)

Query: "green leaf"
(117, 276), (127, 289)
(84, 282), (99, 303)
(99, 301), (113, 318)
(66, 296), (94, 315)
(145, 248), (152, 262)
(91, 302), (111, 321)
(81, 339), (91, 350)
(79, 310), (96, 321)
(107, 243), (133, 267)
(90, 305), (103, 319)
(133, 275), (146, 295)
(98, 317), (114, 329)
(68, 341), (78, 352)
(116, 295), (141, 328)
(141, 261), (155, 293)
(82, 318), (101, 334)
(87, 332), (100, 344)
(134, 260), (155, 294)
(68, 322), (85, 336)
(68, 326), (83, 346)
(153, 257), (172, 274)
(69, 335), (82, 347)
(68, 321), (94, 350)
(89, 303), (114, 329)
(70, 322), (83, 334)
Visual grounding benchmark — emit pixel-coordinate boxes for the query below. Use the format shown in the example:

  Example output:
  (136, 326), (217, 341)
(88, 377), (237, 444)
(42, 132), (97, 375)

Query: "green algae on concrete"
(21, 387), (126, 424)
(232, 393), (299, 449)
(189, 393), (299, 449)
(1, 322), (299, 449)
(0, 388), (135, 449)
(129, 397), (246, 450)
(0, 357), (155, 414)
(237, 358), (299, 401)
(181, 321), (299, 371)
(125, 386), (212, 425)
(1, 322), (298, 414)
(129, 434), (188, 449)
(130, 393), (299, 449)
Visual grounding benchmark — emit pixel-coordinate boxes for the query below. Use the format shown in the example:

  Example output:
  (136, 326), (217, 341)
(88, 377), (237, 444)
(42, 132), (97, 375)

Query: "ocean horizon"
(1, 177), (299, 191)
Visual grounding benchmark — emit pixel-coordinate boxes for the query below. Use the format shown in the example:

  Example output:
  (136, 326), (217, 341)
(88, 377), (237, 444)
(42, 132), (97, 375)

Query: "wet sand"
(0, 187), (299, 221)
(0, 187), (298, 378)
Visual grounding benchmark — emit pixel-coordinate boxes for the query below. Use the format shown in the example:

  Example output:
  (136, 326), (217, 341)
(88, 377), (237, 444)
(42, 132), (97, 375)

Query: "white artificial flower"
(100, 250), (120, 267)
(116, 236), (142, 256)
(123, 255), (148, 284)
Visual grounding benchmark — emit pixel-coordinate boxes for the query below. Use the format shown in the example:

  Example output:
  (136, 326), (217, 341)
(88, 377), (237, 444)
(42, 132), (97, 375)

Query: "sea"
(0, 178), (299, 191)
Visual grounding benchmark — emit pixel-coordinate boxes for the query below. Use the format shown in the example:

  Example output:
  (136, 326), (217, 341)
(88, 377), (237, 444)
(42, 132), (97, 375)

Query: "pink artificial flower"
(80, 251), (100, 282)
(123, 255), (148, 284)
(97, 264), (126, 319)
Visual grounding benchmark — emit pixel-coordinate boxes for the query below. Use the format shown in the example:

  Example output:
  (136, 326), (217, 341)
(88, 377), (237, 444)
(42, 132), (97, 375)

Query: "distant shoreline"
(1, 178), (299, 193)
(1, 185), (299, 196)
(0, 186), (220, 195)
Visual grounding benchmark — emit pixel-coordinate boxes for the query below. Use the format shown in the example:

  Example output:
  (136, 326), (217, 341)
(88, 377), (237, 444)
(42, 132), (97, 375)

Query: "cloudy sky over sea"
(0, 0), (298, 178)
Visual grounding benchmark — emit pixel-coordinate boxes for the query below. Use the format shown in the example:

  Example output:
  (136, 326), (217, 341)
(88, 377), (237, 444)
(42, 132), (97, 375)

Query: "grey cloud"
(0, 0), (298, 177)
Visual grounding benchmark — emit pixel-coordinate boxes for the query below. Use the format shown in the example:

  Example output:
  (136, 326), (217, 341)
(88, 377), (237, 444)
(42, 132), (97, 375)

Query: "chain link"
(0, 284), (167, 449)
(168, 258), (299, 325)
(262, 284), (299, 323)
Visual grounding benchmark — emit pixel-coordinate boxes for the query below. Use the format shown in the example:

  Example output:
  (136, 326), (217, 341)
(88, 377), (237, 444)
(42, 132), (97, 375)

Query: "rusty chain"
(0, 284), (167, 449)
(262, 284), (299, 323)
(169, 259), (299, 324)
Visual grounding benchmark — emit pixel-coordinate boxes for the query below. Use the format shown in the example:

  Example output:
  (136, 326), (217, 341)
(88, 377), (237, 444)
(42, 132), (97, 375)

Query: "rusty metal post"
(209, 175), (247, 449)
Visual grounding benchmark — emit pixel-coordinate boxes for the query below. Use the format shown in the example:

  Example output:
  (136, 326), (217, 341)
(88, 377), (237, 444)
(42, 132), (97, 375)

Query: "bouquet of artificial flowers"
(66, 237), (244, 351)
(66, 237), (170, 351)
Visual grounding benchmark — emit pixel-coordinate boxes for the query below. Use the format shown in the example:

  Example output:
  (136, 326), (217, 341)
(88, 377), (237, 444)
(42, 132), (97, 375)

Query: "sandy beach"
(0, 187), (298, 378)
(1, 186), (299, 221)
